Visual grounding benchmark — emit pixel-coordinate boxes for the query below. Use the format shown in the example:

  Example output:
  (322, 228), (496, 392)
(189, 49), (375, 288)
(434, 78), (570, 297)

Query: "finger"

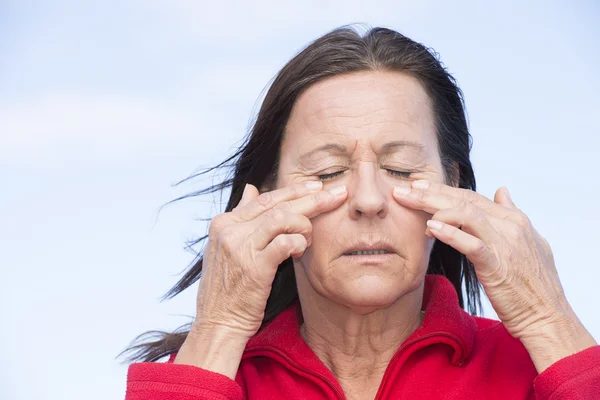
(251, 210), (313, 250)
(424, 226), (435, 238)
(426, 219), (499, 269)
(232, 181), (323, 222)
(393, 180), (514, 220)
(494, 186), (518, 209)
(429, 205), (504, 244)
(234, 184), (260, 210)
(275, 185), (348, 219)
(261, 233), (308, 264)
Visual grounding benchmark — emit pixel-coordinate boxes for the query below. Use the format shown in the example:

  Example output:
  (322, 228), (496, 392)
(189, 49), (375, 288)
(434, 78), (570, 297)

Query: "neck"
(295, 270), (426, 388)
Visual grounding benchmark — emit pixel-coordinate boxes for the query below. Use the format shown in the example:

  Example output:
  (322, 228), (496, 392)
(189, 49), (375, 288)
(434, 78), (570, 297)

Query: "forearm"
(174, 325), (250, 380)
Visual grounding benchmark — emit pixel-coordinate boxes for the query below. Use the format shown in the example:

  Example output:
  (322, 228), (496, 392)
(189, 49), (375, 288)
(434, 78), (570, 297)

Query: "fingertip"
(495, 186), (516, 208)
(427, 219), (444, 230)
(291, 243), (308, 259)
(393, 186), (412, 197)
(241, 183), (250, 197)
(247, 183), (260, 196)
(328, 185), (347, 198)
(291, 250), (305, 259)
(239, 183), (260, 206)
(504, 187), (515, 205)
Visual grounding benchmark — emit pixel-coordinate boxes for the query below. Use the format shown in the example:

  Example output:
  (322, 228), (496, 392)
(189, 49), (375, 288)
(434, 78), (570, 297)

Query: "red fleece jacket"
(126, 275), (600, 399)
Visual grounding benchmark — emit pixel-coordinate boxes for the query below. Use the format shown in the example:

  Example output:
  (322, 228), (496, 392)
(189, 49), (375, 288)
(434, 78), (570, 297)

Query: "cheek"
(305, 212), (343, 258)
(296, 210), (347, 275)
(412, 209), (431, 228)
(404, 210), (433, 245)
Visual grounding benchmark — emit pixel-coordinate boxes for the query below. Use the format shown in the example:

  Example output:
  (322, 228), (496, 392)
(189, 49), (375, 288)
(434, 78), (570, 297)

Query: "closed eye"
(386, 169), (412, 178)
(318, 170), (345, 181)
(317, 169), (413, 181)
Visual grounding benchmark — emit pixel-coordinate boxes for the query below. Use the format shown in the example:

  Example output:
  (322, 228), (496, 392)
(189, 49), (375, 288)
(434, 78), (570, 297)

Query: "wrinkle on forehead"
(290, 71), (432, 130)
(281, 71), (439, 174)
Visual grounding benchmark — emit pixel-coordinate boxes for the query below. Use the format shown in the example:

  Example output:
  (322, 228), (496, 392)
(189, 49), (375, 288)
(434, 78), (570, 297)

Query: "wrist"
(520, 315), (597, 374)
(174, 324), (251, 380)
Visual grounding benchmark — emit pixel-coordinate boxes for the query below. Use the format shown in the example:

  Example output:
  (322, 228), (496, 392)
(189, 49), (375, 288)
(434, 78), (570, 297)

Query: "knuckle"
(290, 184), (304, 199)
(275, 235), (293, 252)
(209, 214), (227, 235)
(514, 211), (530, 226)
(217, 226), (238, 250)
(273, 201), (291, 213)
(256, 191), (273, 208)
(505, 222), (524, 240)
(267, 208), (286, 224)
(472, 239), (488, 258)
(312, 192), (327, 208)
(301, 215), (313, 233)
(446, 226), (460, 240)
(415, 189), (428, 203)
(297, 235), (308, 250)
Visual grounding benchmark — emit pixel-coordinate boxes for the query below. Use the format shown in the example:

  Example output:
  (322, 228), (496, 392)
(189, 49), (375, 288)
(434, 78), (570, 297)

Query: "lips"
(342, 241), (396, 256)
(347, 249), (390, 256)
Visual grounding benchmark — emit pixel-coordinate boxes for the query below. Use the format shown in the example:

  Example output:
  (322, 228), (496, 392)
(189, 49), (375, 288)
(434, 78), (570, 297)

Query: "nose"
(348, 162), (388, 219)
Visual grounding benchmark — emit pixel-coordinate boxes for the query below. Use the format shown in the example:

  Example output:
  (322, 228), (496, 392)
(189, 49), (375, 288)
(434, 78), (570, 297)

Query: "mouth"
(341, 248), (394, 264)
(345, 249), (391, 256)
(340, 239), (396, 262)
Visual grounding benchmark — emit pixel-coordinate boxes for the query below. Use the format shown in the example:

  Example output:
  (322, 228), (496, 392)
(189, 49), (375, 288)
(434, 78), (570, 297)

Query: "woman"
(123, 26), (599, 399)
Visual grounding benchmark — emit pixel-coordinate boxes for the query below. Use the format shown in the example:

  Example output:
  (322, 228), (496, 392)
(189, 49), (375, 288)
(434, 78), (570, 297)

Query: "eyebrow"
(299, 143), (348, 163)
(380, 140), (426, 154)
(298, 140), (425, 162)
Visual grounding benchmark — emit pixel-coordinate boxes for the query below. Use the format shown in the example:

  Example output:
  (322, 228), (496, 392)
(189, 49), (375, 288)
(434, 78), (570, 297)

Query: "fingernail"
(427, 220), (444, 230)
(504, 187), (511, 200)
(328, 185), (347, 196)
(412, 180), (430, 189)
(394, 186), (411, 196)
(305, 181), (323, 191)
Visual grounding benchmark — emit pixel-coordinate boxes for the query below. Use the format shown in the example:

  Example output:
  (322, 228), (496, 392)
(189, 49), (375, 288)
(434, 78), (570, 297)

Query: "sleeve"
(533, 345), (600, 400)
(125, 357), (244, 400)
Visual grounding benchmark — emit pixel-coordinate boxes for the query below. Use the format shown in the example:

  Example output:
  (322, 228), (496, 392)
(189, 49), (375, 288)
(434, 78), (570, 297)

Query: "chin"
(330, 276), (404, 314)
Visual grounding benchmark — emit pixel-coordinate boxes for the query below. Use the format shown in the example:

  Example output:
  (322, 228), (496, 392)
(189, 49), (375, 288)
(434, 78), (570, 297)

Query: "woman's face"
(277, 70), (445, 311)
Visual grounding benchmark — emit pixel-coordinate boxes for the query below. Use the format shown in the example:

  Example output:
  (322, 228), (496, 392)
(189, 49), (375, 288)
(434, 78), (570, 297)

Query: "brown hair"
(119, 24), (482, 364)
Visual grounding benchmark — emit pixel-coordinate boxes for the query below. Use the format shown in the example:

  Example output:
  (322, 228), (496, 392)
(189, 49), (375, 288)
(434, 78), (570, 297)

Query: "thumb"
(494, 186), (517, 209)
(237, 183), (260, 208)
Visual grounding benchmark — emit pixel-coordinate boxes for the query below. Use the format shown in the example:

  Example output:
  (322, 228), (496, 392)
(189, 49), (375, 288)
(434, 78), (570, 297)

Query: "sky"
(1, 1), (599, 399)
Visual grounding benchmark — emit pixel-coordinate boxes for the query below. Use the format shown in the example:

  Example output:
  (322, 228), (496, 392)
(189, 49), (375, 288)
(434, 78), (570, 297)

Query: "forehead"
(283, 70), (436, 155)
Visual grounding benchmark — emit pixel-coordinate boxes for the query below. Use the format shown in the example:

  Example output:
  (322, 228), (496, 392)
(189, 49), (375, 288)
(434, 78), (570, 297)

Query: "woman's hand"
(393, 180), (596, 372)
(193, 181), (346, 338)
(175, 181), (347, 377)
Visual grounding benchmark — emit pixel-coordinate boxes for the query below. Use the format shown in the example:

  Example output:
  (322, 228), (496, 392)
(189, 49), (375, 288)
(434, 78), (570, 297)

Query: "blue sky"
(1, 1), (599, 399)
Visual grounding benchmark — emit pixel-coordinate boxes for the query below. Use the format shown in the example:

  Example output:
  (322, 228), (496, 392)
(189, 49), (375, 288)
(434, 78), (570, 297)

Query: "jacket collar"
(244, 274), (477, 366)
